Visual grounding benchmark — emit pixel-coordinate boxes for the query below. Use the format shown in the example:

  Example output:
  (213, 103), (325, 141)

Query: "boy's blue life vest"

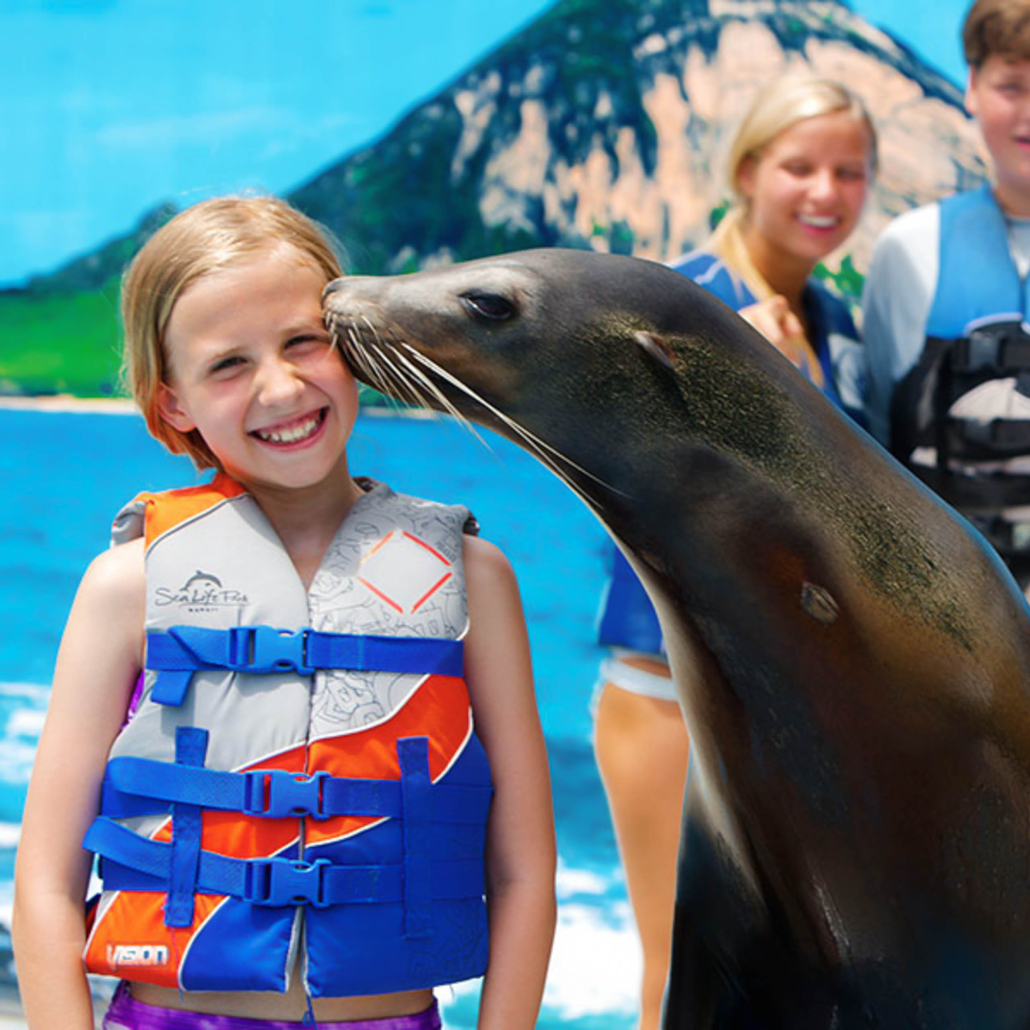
(83, 475), (494, 997)
(890, 184), (1030, 576)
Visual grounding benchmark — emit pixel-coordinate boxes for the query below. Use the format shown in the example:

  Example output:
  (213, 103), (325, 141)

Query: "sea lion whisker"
(391, 350), (474, 426)
(347, 327), (392, 391)
(388, 349), (491, 446)
(351, 319), (441, 414)
(399, 342), (619, 495)
(345, 326), (426, 413)
(342, 326), (385, 392)
(381, 344), (451, 411)
(395, 343), (569, 464)
(369, 342), (430, 413)
(407, 356), (586, 478)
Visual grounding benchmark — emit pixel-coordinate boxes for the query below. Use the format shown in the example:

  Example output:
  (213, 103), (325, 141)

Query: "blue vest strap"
(99, 756), (492, 824)
(165, 727), (207, 928)
(146, 626), (465, 706)
(84, 817), (485, 906)
(398, 738), (432, 939)
(151, 671), (193, 707)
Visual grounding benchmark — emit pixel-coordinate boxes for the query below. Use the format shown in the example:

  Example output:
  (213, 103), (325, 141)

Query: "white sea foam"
(542, 898), (639, 1022)
(0, 684), (49, 706)
(5, 710), (44, 741)
(546, 858), (638, 1023)
(0, 684), (48, 788)
(556, 858), (620, 899)
(0, 743), (37, 790)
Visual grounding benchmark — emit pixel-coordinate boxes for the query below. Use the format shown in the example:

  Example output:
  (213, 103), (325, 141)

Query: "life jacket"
(82, 474), (494, 997)
(670, 250), (869, 428)
(889, 185), (1030, 579)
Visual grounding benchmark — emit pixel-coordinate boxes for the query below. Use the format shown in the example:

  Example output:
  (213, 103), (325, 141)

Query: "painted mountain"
(1, 0), (987, 396)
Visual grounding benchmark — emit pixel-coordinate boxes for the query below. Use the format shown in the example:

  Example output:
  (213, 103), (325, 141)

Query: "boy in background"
(863, 0), (1030, 587)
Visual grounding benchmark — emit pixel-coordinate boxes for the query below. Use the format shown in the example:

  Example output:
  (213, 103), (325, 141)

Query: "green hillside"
(0, 277), (123, 397)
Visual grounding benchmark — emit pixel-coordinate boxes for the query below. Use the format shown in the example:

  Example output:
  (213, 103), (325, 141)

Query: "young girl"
(593, 76), (876, 1030)
(13, 197), (556, 1030)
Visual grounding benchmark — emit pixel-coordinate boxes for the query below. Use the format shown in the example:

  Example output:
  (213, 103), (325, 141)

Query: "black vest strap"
(947, 416), (1030, 456)
(907, 465), (1030, 514)
(949, 325), (1030, 374)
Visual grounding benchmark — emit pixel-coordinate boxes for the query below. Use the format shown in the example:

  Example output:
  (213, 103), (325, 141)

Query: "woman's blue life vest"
(595, 549), (665, 657)
(889, 184), (1030, 575)
(82, 474), (494, 997)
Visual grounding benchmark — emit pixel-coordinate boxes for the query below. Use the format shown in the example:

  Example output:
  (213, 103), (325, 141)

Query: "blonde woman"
(594, 76), (876, 1030)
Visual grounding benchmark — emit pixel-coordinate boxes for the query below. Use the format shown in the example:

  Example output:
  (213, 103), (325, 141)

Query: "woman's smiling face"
(737, 109), (873, 270)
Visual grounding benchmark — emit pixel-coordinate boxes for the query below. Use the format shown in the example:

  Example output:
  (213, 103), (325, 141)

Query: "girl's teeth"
(257, 414), (320, 443)
(801, 214), (837, 228)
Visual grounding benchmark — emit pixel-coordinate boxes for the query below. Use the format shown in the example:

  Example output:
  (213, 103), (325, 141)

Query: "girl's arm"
(462, 536), (557, 1030)
(13, 539), (145, 1030)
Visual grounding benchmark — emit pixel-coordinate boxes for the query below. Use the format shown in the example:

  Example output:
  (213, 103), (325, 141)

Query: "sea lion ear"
(634, 331), (676, 370)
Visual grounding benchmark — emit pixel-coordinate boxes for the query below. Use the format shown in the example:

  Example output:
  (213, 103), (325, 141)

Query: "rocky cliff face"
(290, 0), (987, 280)
(20, 0), (986, 294)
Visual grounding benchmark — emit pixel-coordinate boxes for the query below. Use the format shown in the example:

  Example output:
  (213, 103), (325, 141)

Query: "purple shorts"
(101, 984), (443, 1030)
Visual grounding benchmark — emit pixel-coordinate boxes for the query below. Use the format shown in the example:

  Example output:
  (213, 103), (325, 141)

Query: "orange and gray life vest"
(82, 475), (493, 997)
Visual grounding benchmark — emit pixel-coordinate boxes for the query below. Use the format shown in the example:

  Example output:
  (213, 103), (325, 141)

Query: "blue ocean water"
(0, 407), (640, 1026)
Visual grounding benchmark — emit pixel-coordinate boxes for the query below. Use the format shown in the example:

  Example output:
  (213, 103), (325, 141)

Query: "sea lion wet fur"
(325, 248), (1030, 1029)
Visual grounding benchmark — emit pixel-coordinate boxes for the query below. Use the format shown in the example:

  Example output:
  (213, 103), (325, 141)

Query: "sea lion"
(325, 248), (1030, 1029)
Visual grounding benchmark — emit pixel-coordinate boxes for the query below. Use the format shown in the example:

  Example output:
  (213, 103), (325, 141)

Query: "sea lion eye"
(459, 291), (517, 322)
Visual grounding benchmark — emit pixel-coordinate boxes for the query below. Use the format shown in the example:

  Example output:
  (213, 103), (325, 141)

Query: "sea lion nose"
(323, 275), (387, 309)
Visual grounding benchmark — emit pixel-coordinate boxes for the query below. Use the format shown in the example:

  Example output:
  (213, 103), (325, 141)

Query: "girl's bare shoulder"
(79, 537), (145, 606)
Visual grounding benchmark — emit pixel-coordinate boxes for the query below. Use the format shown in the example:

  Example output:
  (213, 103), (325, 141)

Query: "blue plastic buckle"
(245, 856), (331, 907)
(243, 769), (331, 820)
(228, 626), (314, 675)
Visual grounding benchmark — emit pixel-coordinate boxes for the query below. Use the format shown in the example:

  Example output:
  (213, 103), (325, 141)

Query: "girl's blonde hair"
(121, 195), (344, 469)
(709, 76), (877, 301)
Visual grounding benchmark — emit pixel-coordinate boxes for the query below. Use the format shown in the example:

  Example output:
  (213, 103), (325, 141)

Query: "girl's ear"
(157, 383), (196, 433)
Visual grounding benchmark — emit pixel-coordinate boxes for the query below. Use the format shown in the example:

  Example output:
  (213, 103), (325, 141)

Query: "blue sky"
(1, 0), (969, 286)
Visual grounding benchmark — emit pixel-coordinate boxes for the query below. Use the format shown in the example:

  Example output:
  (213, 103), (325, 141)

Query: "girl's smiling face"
(157, 243), (359, 496)
(737, 110), (873, 273)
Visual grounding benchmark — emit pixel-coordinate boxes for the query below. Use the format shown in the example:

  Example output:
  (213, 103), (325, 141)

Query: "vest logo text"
(155, 569), (249, 612)
(107, 944), (169, 967)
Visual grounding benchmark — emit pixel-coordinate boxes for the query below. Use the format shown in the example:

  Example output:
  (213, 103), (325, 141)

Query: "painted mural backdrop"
(1, 0), (978, 398)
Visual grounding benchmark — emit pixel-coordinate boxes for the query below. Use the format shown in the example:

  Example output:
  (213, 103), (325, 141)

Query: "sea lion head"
(323, 249), (816, 525)
(325, 248), (1013, 661)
